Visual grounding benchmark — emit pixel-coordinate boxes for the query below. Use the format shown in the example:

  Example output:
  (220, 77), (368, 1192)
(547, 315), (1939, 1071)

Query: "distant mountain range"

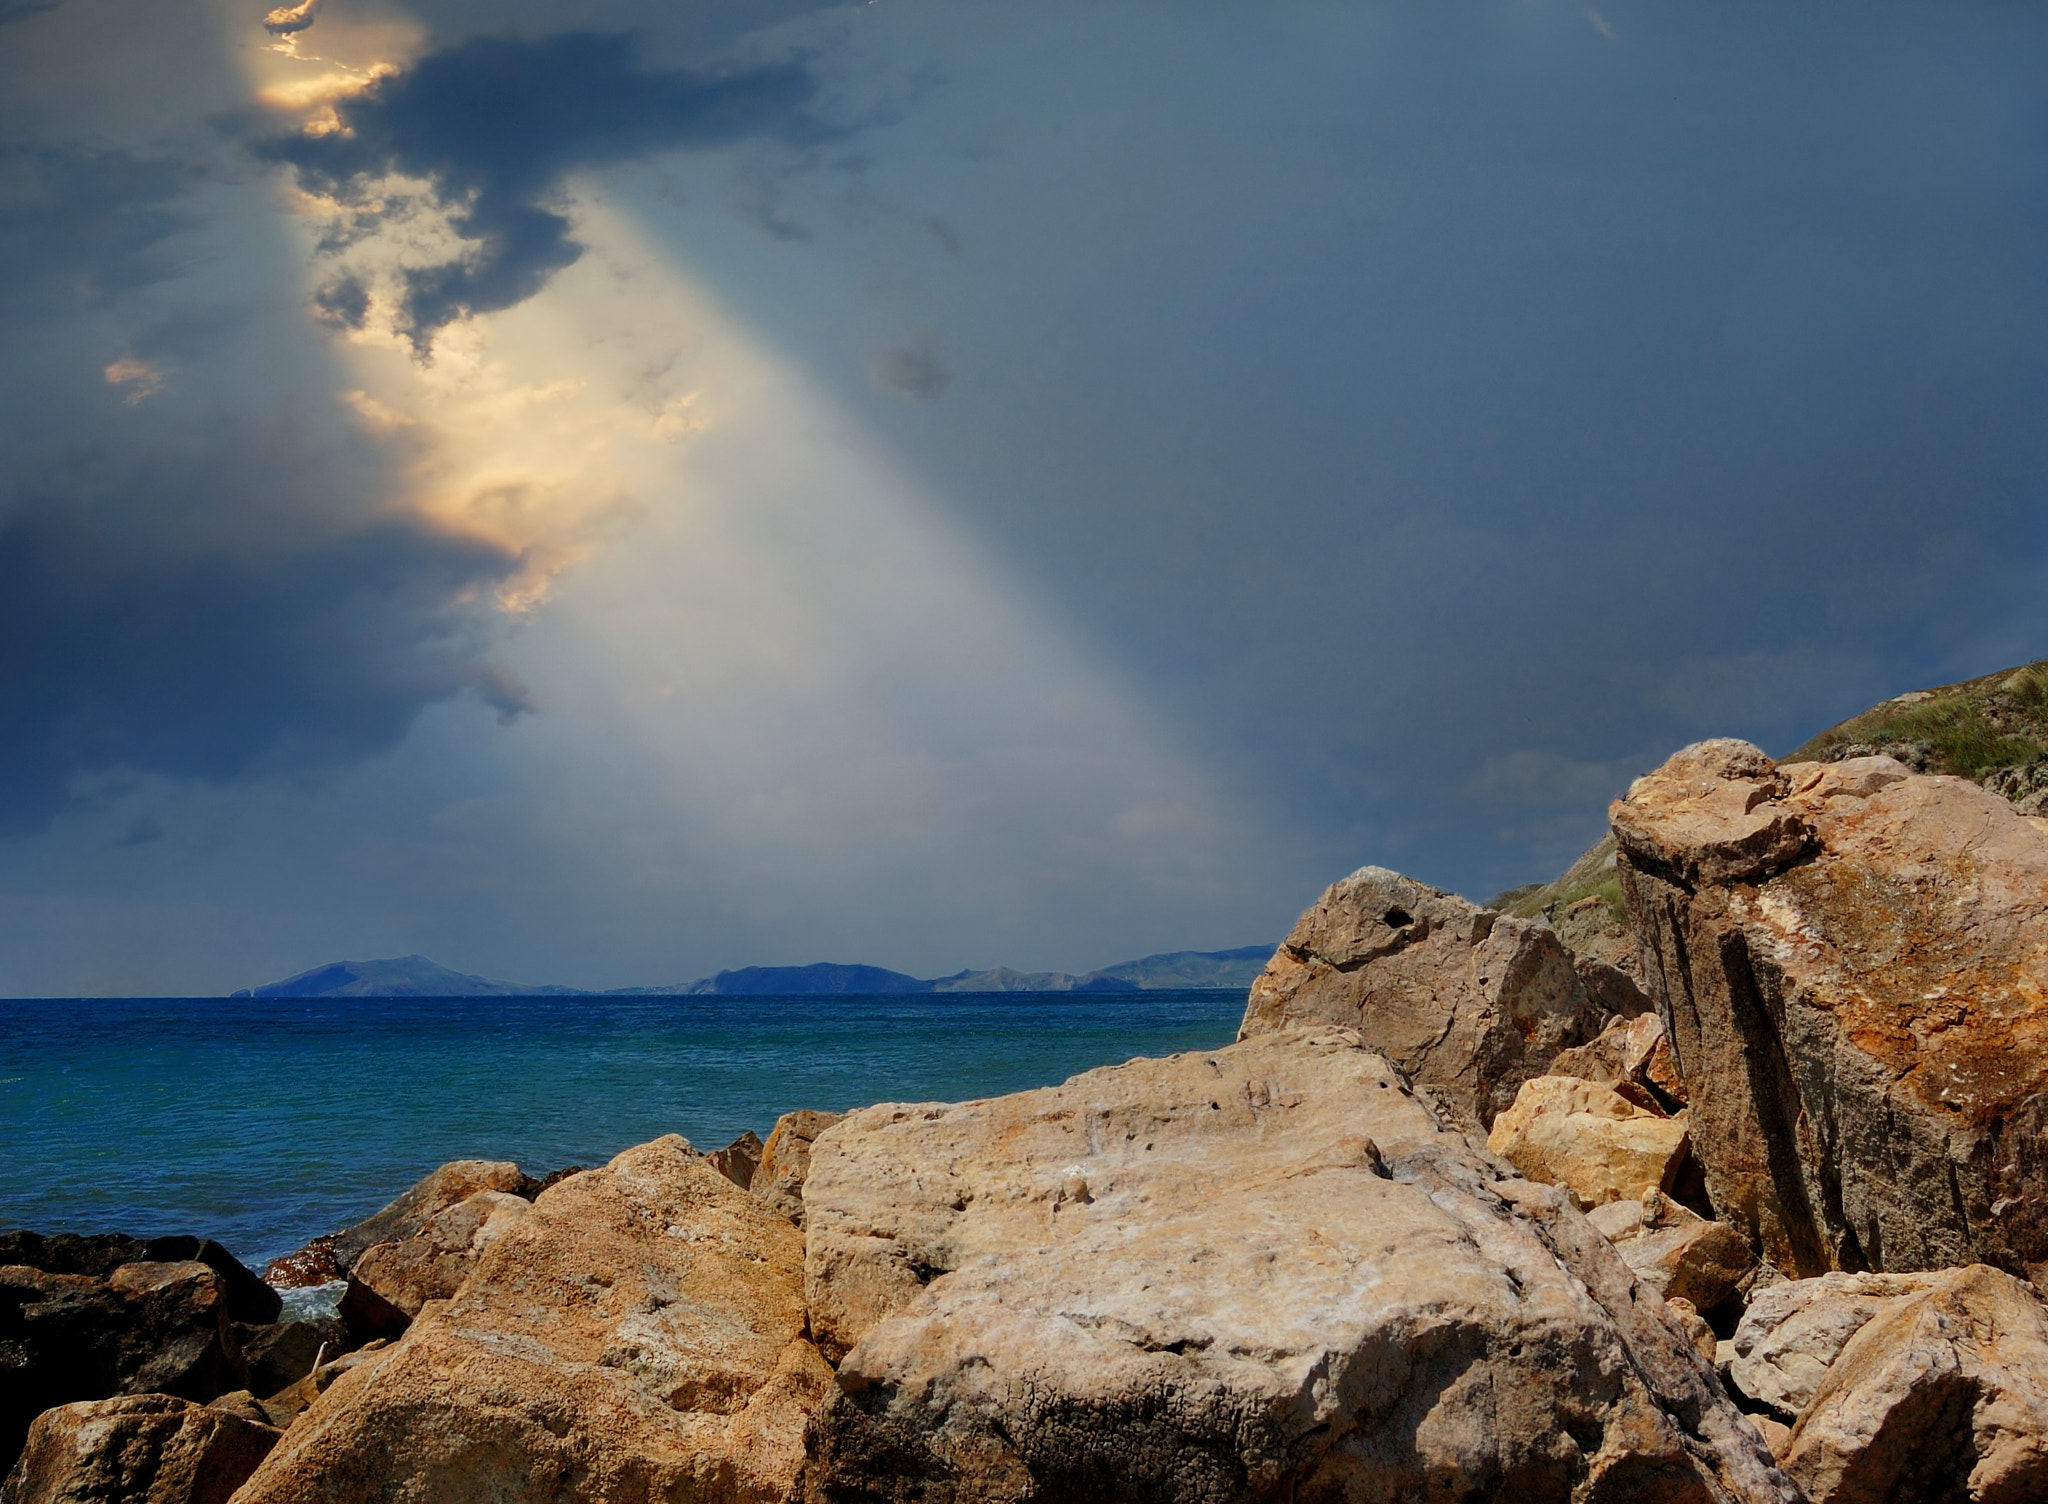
(234, 946), (1275, 1000)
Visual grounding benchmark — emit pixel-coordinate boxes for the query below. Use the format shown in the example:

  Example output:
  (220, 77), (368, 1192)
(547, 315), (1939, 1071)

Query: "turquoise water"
(0, 991), (1244, 1270)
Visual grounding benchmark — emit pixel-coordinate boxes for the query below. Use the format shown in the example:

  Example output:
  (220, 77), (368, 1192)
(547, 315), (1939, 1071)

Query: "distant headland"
(229, 947), (1276, 999)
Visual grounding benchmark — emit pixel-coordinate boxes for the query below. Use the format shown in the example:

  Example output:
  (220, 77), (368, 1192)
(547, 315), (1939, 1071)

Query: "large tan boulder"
(1485, 1075), (1691, 1209)
(231, 1136), (832, 1504)
(1, 1392), (278, 1504)
(339, 1189), (530, 1337)
(1587, 1193), (1754, 1312)
(798, 1027), (1797, 1504)
(754, 1109), (842, 1225)
(265, 1158), (537, 1286)
(1613, 741), (2048, 1277)
(1729, 1265), (2048, 1503)
(1239, 866), (1607, 1132)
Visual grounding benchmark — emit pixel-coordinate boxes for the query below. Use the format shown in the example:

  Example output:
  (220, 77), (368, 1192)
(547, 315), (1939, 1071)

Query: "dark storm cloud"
(0, 485), (530, 837)
(0, 145), (197, 312)
(255, 32), (819, 349)
(0, 141), (531, 836)
(0, 0), (61, 26)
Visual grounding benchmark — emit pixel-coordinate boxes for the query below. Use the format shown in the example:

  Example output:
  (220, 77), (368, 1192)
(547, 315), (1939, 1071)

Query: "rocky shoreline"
(9, 737), (2048, 1501)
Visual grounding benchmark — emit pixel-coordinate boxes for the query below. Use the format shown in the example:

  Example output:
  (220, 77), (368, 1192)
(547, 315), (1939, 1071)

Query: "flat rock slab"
(231, 1137), (832, 1504)
(1238, 867), (1606, 1134)
(1613, 741), (2048, 1276)
(2, 1392), (278, 1504)
(800, 1028), (1795, 1504)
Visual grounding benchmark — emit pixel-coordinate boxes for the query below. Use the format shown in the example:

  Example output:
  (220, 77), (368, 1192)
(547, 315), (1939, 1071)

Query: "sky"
(1, 0), (2044, 995)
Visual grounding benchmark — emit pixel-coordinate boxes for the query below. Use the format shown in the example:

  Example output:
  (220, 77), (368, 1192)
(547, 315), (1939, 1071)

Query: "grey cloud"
(0, 145), (198, 314)
(872, 333), (949, 399)
(0, 464), (531, 836)
(254, 31), (823, 351)
(0, 144), (532, 838)
(0, 0), (60, 26)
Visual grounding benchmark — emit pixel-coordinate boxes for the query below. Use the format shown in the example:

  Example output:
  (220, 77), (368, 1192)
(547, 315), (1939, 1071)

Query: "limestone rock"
(0, 1393), (278, 1504)
(1729, 1271), (1949, 1421)
(1, 1261), (247, 1474)
(755, 1110), (842, 1225)
(1588, 1194), (1754, 1312)
(1239, 866), (1607, 1132)
(1731, 1265), (2048, 1503)
(800, 1028), (1796, 1504)
(340, 1188), (529, 1339)
(1485, 1075), (1691, 1209)
(1550, 1012), (1688, 1112)
(710, 1130), (766, 1191)
(1614, 741), (2048, 1276)
(264, 1158), (537, 1285)
(231, 1136), (831, 1504)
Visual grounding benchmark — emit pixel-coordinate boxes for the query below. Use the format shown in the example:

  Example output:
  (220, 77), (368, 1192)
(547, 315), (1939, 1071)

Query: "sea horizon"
(1, 989), (1247, 1271)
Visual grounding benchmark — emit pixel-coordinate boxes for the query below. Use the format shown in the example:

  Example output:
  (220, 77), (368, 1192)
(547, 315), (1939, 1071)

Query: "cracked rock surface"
(799, 1027), (1795, 1504)
(1613, 741), (2048, 1277)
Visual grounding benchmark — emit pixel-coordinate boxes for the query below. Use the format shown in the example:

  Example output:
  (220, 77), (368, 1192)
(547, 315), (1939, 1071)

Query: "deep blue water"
(0, 991), (1244, 1271)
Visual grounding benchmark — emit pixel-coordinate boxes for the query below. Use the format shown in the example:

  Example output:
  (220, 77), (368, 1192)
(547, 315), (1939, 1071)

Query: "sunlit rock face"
(1727, 1265), (2048, 1504)
(1239, 866), (1607, 1134)
(1614, 741), (2048, 1278)
(231, 1137), (832, 1504)
(799, 1028), (1796, 1504)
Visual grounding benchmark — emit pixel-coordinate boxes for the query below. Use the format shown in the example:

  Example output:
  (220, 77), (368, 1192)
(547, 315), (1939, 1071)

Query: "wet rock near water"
(0, 1260), (246, 1477)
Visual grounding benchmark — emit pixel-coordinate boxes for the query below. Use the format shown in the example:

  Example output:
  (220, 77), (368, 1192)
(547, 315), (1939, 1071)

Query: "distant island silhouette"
(233, 947), (1276, 999)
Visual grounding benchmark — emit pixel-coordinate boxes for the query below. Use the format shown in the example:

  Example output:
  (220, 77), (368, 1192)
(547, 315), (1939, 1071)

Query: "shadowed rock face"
(230, 1137), (832, 1504)
(1613, 741), (2048, 1278)
(1239, 866), (1607, 1134)
(799, 1028), (1797, 1504)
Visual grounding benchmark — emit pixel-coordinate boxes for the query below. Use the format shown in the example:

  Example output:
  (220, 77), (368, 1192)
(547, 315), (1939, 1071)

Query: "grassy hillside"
(1493, 656), (2048, 920)
(1786, 658), (2048, 780)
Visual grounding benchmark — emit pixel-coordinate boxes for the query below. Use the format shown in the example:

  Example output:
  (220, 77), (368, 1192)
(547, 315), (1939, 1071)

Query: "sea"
(0, 990), (1245, 1272)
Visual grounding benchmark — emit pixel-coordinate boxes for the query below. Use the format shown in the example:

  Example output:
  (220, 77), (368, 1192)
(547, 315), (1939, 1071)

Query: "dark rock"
(532, 1165), (586, 1194)
(1, 1392), (279, 1504)
(231, 1319), (345, 1398)
(708, 1130), (765, 1191)
(0, 1233), (276, 1326)
(0, 1262), (246, 1476)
